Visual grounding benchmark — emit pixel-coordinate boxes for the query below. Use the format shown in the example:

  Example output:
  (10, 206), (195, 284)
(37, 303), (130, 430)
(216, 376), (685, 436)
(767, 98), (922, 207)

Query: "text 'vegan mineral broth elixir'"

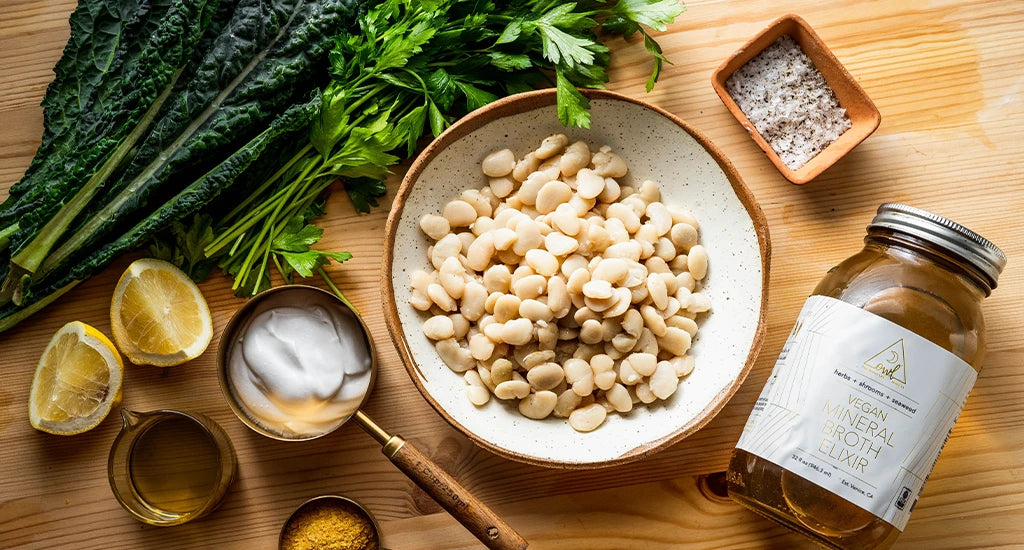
(728, 204), (1005, 550)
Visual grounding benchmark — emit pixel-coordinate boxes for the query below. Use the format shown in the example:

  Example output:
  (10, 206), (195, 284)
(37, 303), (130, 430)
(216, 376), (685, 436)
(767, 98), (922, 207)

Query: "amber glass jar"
(727, 203), (1005, 550)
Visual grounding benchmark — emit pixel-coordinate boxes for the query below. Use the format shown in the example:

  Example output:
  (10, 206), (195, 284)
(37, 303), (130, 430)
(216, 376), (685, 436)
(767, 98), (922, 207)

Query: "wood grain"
(1, 0), (1023, 548)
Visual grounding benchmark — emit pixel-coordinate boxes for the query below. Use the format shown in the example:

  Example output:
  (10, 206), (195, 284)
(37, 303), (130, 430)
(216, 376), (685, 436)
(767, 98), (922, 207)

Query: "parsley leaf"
(612, 0), (688, 32)
(556, 68), (592, 128)
(148, 214), (219, 282)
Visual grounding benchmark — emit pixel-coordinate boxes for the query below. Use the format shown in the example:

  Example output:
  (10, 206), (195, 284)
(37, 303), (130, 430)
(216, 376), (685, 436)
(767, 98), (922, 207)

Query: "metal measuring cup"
(279, 495), (381, 550)
(217, 285), (527, 550)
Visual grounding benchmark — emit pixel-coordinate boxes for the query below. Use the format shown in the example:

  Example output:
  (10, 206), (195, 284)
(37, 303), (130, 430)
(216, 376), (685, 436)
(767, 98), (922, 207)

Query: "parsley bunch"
(160, 0), (684, 302)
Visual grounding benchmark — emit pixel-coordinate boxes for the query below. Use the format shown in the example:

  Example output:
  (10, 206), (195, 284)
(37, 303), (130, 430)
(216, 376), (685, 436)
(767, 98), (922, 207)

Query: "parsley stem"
(234, 156), (320, 291)
(318, 266), (358, 316)
(221, 142), (313, 225)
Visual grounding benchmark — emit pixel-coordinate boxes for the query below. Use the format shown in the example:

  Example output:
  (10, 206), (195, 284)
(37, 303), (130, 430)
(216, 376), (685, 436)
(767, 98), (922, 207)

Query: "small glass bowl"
(108, 408), (236, 526)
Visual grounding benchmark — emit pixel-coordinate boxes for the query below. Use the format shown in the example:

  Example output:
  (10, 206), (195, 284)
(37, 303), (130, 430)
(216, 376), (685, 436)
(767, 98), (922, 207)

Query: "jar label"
(736, 295), (976, 531)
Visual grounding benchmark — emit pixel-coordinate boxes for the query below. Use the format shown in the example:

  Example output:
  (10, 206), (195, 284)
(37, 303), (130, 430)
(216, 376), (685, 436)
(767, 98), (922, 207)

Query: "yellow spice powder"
(281, 499), (380, 550)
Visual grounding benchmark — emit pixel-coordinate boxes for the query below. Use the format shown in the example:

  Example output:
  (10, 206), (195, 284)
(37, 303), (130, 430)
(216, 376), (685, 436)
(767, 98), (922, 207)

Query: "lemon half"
(110, 258), (213, 366)
(29, 321), (124, 435)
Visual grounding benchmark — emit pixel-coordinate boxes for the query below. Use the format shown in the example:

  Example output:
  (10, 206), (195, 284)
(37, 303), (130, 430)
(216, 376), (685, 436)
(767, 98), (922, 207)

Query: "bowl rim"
(381, 88), (771, 469)
(710, 13), (882, 184)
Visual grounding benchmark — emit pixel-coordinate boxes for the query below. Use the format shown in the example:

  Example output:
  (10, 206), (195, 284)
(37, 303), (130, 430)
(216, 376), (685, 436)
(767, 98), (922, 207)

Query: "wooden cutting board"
(1, 0), (1022, 548)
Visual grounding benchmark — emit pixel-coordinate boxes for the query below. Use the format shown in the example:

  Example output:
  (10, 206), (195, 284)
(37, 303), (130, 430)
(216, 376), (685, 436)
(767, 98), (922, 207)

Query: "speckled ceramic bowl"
(382, 89), (770, 468)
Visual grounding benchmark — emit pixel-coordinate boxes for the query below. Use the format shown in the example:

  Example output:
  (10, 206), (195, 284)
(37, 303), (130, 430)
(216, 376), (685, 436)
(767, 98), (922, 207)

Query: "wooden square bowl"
(711, 14), (881, 184)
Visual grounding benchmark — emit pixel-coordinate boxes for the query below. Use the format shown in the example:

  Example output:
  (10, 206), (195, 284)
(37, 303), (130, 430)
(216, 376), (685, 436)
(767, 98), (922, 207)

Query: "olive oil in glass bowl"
(108, 408), (236, 526)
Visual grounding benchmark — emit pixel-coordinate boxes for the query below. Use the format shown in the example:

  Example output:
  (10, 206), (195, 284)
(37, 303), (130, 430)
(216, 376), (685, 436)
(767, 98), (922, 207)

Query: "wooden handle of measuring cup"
(382, 435), (528, 550)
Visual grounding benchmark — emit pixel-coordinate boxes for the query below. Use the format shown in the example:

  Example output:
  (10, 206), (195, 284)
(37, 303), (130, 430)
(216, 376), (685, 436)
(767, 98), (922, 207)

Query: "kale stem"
(0, 222), (18, 252)
(13, 70), (183, 280)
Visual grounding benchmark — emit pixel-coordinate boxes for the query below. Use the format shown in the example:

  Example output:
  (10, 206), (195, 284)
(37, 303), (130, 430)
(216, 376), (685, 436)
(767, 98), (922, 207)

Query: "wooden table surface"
(2, 0), (1022, 548)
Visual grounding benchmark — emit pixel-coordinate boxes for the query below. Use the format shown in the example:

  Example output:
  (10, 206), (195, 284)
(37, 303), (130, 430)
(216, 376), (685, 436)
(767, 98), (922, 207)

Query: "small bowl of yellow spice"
(280, 496), (381, 550)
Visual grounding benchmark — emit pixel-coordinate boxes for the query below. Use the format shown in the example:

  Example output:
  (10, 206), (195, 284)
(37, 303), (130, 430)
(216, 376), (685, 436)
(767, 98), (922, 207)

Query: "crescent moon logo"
(864, 339), (908, 387)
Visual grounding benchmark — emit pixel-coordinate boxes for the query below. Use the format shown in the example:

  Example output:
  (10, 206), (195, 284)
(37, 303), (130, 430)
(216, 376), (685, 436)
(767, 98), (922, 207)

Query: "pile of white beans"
(410, 134), (710, 432)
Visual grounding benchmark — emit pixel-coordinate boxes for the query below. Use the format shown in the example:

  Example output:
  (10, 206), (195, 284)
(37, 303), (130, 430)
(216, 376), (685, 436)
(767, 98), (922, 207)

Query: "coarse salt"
(726, 35), (851, 170)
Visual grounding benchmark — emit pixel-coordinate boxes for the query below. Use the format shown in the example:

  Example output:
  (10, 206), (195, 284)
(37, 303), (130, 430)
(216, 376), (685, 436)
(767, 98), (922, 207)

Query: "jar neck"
(865, 229), (993, 296)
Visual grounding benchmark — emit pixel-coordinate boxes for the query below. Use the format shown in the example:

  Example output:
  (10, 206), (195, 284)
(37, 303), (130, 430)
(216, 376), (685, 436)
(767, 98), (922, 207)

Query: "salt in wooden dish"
(711, 14), (881, 184)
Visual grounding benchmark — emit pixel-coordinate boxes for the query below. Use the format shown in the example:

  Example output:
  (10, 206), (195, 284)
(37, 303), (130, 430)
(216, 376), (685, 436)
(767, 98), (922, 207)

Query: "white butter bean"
(658, 326), (692, 356)
(551, 204), (582, 236)
(443, 200), (477, 227)
(592, 258), (629, 284)
(579, 319), (603, 344)
(591, 151), (628, 178)
(687, 245), (709, 280)
(482, 149), (516, 177)
(428, 283), (456, 312)
(647, 273), (669, 310)
(490, 358), (513, 384)
(670, 222), (699, 251)
(688, 292), (712, 313)
(553, 390), (582, 418)
(527, 362), (565, 391)
(460, 282), (487, 321)
(518, 391), (558, 419)
(520, 299), (553, 322)
(582, 279), (614, 300)
(439, 257), (466, 300)
(466, 384), (490, 406)
(494, 380), (531, 400)
(667, 315), (699, 337)
(512, 274), (547, 299)
(512, 152), (541, 182)
(493, 294), (522, 323)
(546, 275), (570, 317)
(489, 176), (515, 198)
(491, 227), (517, 251)
(575, 168), (606, 199)
(437, 339), (474, 372)
(606, 383), (633, 412)
(423, 315), (455, 340)
(625, 352), (657, 377)
(569, 403), (607, 432)
(669, 356), (694, 378)
(641, 305), (668, 337)
(594, 370), (617, 391)
(469, 333), (495, 361)
(604, 241), (641, 261)
(465, 232), (495, 271)
(597, 177), (621, 203)
(419, 214), (450, 241)
(523, 350), (555, 369)
(535, 180), (572, 214)
(502, 318), (534, 345)
(559, 141), (591, 177)
(544, 232), (579, 257)
(650, 361), (679, 399)
(525, 249), (559, 276)
(536, 134), (568, 159)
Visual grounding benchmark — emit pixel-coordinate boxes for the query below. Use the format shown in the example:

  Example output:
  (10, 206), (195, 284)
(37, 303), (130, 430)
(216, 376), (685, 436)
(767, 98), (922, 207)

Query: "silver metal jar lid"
(868, 203), (1006, 289)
